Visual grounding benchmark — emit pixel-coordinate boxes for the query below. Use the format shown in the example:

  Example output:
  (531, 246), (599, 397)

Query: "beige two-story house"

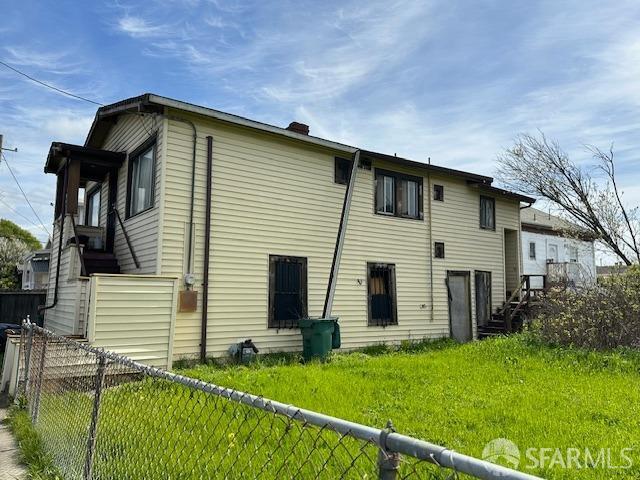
(41, 94), (533, 367)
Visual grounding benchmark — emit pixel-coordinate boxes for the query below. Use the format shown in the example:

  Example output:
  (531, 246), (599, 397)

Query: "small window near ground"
(268, 255), (307, 329)
(434, 242), (445, 258)
(529, 242), (536, 260)
(433, 184), (444, 201)
(127, 140), (156, 217)
(480, 195), (495, 230)
(334, 157), (352, 185)
(86, 186), (101, 227)
(367, 263), (397, 327)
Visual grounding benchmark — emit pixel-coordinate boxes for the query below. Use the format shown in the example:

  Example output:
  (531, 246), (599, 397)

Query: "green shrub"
(534, 269), (640, 349)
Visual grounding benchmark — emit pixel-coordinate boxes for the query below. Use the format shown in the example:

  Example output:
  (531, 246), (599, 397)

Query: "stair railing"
(111, 205), (141, 269)
(69, 214), (87, 277)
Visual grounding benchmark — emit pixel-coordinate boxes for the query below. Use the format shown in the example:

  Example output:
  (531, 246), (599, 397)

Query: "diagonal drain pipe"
(323, 150), (361, 318)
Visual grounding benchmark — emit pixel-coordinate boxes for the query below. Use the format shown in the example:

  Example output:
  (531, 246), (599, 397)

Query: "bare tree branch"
(497, 132), (639, 265)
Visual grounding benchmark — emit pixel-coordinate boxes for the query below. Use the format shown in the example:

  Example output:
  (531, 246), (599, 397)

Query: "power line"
(1, 152), (51, 237)
(0, 59), (104, 106)
(0, 195), (49, 236)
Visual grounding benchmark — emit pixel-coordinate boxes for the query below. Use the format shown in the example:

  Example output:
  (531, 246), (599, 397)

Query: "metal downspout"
(323, 150), (360, 319)
(40, 162), (69, 313)
(200, 136), (214, 361)
(427, 160), (434, 323)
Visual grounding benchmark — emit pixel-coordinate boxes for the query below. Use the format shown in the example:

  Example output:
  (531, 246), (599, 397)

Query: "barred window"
(367, 263), (397, 327)
(268, 255), (307, 328)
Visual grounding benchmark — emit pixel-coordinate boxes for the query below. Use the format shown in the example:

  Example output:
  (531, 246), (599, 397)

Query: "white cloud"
(117, 15), (165, 38)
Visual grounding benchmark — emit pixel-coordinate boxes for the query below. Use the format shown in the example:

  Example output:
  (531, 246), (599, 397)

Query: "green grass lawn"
(177, 336), (640, 479)
(16, 335), (640, 479)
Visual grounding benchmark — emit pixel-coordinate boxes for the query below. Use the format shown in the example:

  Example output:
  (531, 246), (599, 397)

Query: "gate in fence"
(16, 322), (543, 480)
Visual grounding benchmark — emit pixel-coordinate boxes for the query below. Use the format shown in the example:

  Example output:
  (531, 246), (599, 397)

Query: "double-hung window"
(268, 255), (307, 328)
(127, 139), (156, 217)
(85, 186), (101, 227)
(367, 263), (397, 326)
(375, 169), (423, 219)
(479, 195), (495, 230)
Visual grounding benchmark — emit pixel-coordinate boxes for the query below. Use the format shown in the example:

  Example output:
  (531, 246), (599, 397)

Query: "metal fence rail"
(17, 322), (542, 480)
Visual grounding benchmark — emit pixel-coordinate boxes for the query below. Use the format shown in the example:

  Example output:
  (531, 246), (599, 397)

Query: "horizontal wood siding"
(430, 178), (521, 336)
(161, 111), (522, 359)
(88, 274), (178, 368)
(99, 113), (163, 274)
(43, 216), (85, 335)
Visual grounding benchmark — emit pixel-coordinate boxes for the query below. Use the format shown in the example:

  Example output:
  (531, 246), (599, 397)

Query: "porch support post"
(106, 168), (118, 253)
(323, 150), (360, 318)
(66, 158), (81, 215)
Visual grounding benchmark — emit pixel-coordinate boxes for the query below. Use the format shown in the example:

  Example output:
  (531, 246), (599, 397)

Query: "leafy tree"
(497, 133), (639, 265)
(0, 219), (42, 290)
(0, 219), (41, 250)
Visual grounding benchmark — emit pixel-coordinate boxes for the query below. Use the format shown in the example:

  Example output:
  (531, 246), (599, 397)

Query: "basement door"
(447, 271), (472, 342)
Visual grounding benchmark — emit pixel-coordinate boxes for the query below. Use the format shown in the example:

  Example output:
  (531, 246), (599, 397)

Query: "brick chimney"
(285, 121), (310, 135)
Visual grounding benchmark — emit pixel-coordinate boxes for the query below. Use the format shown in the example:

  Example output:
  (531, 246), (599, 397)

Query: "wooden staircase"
(82, 251), (121, 275)
(477, 275), (545, 339)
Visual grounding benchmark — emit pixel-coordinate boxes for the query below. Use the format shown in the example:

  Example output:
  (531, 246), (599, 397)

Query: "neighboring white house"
(520, 207), (596, 289)
(19, 248), (50, 290)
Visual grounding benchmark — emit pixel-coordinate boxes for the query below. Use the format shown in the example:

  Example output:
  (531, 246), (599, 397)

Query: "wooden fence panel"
(0, 291), (46, 325)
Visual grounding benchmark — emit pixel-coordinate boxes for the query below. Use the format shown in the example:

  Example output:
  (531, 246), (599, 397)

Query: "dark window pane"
(334, 157), (352, 185)
(480, 196), (495, 230)
(434, 184), (444, 201)
(434, 242), (445, 258)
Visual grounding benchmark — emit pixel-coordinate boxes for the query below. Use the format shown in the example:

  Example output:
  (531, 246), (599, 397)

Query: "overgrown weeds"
(5, 407), (62, 479)
(534, 267), (640, 349)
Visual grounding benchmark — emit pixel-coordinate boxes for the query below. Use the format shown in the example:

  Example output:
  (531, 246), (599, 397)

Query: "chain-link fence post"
(21, 323), (34, 397)
(31, 333), (47, 423)
(84, 354), (107, 480)
(378, 420), (400, 480)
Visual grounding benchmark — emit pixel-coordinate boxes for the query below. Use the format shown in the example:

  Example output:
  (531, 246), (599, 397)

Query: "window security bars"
(16, 322), (542, 480)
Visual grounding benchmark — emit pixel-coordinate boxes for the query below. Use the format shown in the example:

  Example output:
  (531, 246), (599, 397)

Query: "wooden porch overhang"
(44, 142), (125, 218)
(45, 142), (125, 181)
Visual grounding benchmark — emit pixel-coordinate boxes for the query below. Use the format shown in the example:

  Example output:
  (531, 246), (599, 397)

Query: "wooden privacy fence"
(0, 290), (45, 325)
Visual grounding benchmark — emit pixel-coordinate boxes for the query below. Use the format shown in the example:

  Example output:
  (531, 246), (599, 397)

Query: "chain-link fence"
(16, 322), (542, 480)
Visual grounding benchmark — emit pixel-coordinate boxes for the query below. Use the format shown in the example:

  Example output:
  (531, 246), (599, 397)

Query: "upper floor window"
(433, 184), (444, 201)
(334, 157), (352, 185)
(86, 186), (101, 227)
(127, 139), (156, 218)
(375, 169), (423, 220)
(529, 242), (536, 260)
(479, 195), (495, 230)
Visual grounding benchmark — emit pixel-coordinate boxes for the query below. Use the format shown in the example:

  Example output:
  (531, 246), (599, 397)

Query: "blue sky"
(1, 0), (639, 260)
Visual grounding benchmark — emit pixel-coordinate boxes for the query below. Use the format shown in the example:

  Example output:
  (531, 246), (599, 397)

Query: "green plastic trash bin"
(299, 318), (338, 361)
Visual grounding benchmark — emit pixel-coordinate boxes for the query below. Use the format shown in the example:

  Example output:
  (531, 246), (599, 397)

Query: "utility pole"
(0, 134), (18, 154)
